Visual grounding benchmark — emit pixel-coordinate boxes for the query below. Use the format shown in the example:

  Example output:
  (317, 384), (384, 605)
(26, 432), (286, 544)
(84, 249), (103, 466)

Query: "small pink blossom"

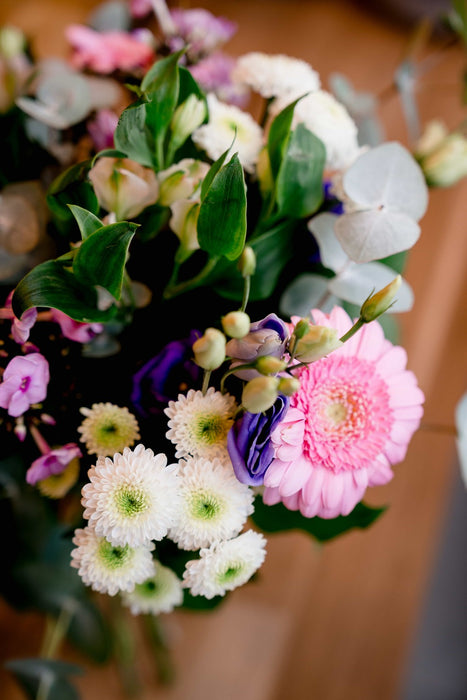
(169, 8), (237, 59)
(0, 292), (37, 344)
(0, 353), (50, 417)
(129, 0), (153, 18)
(65, 24), (155, 74)
(26, 443), (82, 485)
(87, 109), (119, 151)
(51, 309), (103, 344)
(263, 307), (424, 519)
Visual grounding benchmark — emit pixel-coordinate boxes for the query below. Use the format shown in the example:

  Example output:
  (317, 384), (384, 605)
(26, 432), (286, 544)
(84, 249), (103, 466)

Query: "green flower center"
(136, 579), (159, 597)
(189, 490), (223, 521)
(98, 540), (131, 569)
(194, 413), (227, 445)
(114, 486), (148, 517)
(217, 562), (243, 585)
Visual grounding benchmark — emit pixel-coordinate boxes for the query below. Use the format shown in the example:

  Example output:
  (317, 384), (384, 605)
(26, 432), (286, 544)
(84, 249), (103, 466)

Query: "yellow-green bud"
(278, 376), (300, 396)
(256, 146), (274, 195)
(170, 95), (207, 149)
(294, 325), (342, 362)
(293, 318), (311, 340)
(221, 311), (251, 339)
(255, 356), (288, 375)
(241, 376), (279, 413)
(238, 246), (256, 278)
(360, 275), (402, 322)
(192, 328), (226, 370)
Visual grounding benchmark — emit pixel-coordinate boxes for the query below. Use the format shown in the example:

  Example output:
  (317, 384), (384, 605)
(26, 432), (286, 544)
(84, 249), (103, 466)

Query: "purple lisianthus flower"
(169, 8), (237, 59)
(225, 313), (289, 380)
(131, 330), (201, 417)
(227, 394), (290, 486)
(26, 443), (82, 485)
(0, 353), (50, 417)
(189, 53), (249, 107)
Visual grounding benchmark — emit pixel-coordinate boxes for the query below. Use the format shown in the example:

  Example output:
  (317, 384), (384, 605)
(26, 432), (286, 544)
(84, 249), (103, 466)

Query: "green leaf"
(114, 99), (155, 168)
(200, 147), (230, 200)
(47, 159), (98, 235)
(379, 250), (408, 274)
(197, 153), (247, 261)
(276, 123), (326, 218)
(267, 96), (303, 179)
(5, 658), (82, 700)
(177, 65), (207, 107)
(91, 148), (128, 167)
(68, 204), (102, 240)
(136, 202), (170, 242)
(251, 496), (386, 542)
(73, 221), (138, 298)
(12, 259), (117, 323)
(67, 597), (113, 664)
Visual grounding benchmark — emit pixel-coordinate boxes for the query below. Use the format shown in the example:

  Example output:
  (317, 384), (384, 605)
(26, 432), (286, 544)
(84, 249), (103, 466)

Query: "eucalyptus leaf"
(251, 496), (386, 542)
(197, 153), (247, 261)
(328, 261), (414, 312)
(5, 658), (82, 700)
(276, 124), (325, 218)
(279, 273), (338, 319)
(73, 221), (138, 298)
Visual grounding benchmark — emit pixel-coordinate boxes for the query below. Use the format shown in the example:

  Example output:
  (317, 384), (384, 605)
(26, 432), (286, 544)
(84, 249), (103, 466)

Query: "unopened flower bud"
(238, 246), (256, 278)
(255, 355), (287, 375)
(169, 199), (200, 261)
(241, 376), (280, 414)
(420, 132), (467, 188)
(221, 311), (251, 339)
(158, 158), (209, 206)
(278, 376), (300, 396)
(293, 318), (311, 340)
(294, 325), (342, 362)
(256, 146), (273, 195)
(170, 95), (207, 149)
(360, 275), (402, 322)
(88, 157), (159, 220)
(192, 328), (226, 370)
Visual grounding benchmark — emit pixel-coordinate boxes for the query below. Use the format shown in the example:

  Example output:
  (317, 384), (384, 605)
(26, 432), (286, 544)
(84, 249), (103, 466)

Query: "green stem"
(40, 603), (75, 659)
(142, 615), (176, 686)
(110, 597), (141, 698)
(240, 275), (251, 313)
(220, 362), (257, 393)
(339, 317), (364, 344)
(163, 256), (219, 299)
(202, 370), (211, 395)
(36, 673), (53, 700)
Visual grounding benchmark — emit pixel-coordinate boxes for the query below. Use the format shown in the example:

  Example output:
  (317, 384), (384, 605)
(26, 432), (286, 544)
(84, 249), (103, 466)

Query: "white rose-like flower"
(88, 157), (159, 220)
(232, 51), (320, 99)
(192, 93), (263, 173)
(270, 90), (359, 171)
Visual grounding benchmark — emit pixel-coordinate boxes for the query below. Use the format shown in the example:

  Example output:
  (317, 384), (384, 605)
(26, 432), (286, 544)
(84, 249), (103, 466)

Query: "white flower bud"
(221, 311), (251, 339)
(192, 328), (226, 370)
(169, 199), (200, 260)
(241, 376), (279, 413)
(255, 356), (287, 375)
(237, 246), (256, 278)
(294, 325), (342, 362)
(170, 95), (207, 149)
(158, 159), (210, 206)
(278, 376), (300, 396)
(88, 157), (159, 220)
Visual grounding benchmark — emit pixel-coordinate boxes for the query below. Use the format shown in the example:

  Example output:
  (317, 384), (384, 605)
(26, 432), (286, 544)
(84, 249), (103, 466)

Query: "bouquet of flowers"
(0, 0), (466, 697)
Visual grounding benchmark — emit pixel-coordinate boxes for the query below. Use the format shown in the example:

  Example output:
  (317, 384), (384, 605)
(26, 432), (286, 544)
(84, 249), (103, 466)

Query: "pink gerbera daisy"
(263, 307), (424, 519)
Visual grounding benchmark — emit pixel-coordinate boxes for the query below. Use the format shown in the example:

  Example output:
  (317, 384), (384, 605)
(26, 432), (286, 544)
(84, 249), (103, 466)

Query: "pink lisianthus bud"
(88, 157), (159, 220)
(51, 309), (103, 343)
(26, 443), (82, 485)
(0, 353), (49, 417)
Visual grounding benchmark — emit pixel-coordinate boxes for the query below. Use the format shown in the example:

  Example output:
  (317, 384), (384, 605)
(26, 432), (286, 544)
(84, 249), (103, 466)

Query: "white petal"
(342, 141), (428, 220)
(328, 262), (414, 312)
(307, 212), (348, 273)
(334, 209), (421, 263)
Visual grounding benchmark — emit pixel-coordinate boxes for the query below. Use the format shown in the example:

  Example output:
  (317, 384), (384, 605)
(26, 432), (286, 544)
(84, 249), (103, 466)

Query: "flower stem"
(40, 601), (75, 660)
(240, 275), (251, 313)
(339, 317), (364, 344)
(110, 597), (141, 698)
(142, 615), (176, 686)
(162, 256), (219, 299)
(202, 370), (211, 395)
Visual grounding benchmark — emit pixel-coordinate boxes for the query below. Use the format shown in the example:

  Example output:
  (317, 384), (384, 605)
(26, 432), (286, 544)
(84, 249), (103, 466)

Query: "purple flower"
(26, 443), (82, 485)
(227, 394), (290, 486)
(169, 8), (237, 59)
(0, 353), (50, 417)
(51, 309), (103, 343)
(131, 331), (201, 417)
(225, 313), (289, 380)
(189, 53), (249, 107)
(87, 109), (118, 152)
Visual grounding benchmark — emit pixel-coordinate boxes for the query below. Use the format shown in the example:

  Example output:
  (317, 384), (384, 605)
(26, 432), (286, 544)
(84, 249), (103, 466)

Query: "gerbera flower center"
(318, 381), (369, 437)
(114, 486), (149, 517)
(98, 539), (131, 569)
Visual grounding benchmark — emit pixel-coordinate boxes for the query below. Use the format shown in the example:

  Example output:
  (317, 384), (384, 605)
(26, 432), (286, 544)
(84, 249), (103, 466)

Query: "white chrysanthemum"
(192, 93), (263, 173)
(121, 563), (184, 615)
(270, 90), (359, 171)
(164, 387), (237, 460)
(169, 457), (254, 550)
(183, 530), (267, 599)
(71, 525), (156, 596)
(232, 52), (320, 99)
(81, 444), (180, 547)
(78, 402), (140, 457)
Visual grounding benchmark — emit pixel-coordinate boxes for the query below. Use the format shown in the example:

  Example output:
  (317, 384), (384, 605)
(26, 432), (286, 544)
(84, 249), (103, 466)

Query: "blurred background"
(0, 1), (466, 698)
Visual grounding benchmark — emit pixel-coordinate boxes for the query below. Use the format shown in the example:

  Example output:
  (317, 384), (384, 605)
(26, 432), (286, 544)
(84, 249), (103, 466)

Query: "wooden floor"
(1, 1), (466, 698)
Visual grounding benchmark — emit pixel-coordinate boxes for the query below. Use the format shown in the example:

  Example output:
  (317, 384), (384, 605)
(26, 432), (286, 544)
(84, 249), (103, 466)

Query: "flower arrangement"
(1, 0), (466, 697)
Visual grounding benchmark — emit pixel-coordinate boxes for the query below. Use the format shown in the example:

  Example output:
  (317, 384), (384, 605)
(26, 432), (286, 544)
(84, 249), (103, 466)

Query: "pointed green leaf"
(68, 205), (103, 240)
(114, 99), (155, 168)
(91, 148), (128, 167)
(277, 123), (326, 218)
(197, 154), (247, 261)
(11, 259), (117, 323)
(47, 159), (98, 235)
(267, 96), (302, 179)
(73, 222), (138, 298)
(5, 658), (82, 700)
(251, 496), (386, 542)
(200, 147), (230, 200)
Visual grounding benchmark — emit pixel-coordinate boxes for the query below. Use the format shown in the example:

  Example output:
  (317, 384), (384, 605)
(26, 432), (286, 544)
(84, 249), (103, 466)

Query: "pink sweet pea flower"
(26, 443), (82, 485)
(0, 353), (50, 417)
(51, 309), (103, 343)
(65, 24), (155, 74)
(0, 291), (37, 344)
(263, 307), (425, 519)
